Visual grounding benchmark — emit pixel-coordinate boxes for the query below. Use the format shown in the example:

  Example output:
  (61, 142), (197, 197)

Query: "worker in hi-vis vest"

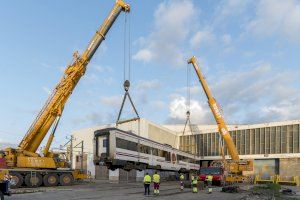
(179, 173), (185, 190)
(192, 176), (198, 193)
(143, 172), (152, 195)
(206, 173), (213, 194)
(153, 171), (160, 195)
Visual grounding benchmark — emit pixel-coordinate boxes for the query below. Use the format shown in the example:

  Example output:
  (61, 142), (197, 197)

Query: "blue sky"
(1, 0), (300, 148)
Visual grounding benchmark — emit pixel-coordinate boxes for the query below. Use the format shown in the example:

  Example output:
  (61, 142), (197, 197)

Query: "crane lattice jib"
(188, 56), (240, 161)
(19, 0), (130, 153)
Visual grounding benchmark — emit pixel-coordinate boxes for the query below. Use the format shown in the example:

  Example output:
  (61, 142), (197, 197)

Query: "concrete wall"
(279, 158), (300, 179)
(148, 124), (177, 147)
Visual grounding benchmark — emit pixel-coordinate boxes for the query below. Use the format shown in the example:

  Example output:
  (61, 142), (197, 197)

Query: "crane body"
(1, 0), (130, 188)
(188, 56), (253, 182)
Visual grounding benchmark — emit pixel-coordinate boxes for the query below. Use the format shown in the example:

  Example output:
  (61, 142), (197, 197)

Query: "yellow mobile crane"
(188, 56), (253, 183)
(0, 0), (130, 188)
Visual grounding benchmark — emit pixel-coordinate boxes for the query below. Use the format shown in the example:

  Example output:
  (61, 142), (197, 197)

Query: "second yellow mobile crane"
(188, 56), (253, 183)
(0, 0), (130, 188)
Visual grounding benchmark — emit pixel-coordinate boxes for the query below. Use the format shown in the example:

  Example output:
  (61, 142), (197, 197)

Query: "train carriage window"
(139, 144), (151, 154)
(177, 154), (192, 163)
(152, 148), (158, 156)
(128, 140), (138, 151)
(116, 138), (127, 149)
(158, 149), (164, 157)
(116, 138), (137, 151)
(163, 151), (171, 161)
(177, 155), (183, 161)
(103, 139), (107, 147)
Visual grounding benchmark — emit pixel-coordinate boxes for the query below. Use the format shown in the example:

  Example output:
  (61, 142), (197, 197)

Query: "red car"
(198, 167), (225, 185)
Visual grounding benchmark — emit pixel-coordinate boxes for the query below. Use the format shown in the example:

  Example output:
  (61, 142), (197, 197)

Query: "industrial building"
(71, 118), (300, 181)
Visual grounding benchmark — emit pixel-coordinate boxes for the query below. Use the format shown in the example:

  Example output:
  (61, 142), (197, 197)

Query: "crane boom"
(188, 56), (240, 161)
(18, 0), (130, 153)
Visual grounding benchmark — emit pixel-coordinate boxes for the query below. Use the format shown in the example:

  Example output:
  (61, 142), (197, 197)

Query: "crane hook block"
(123, 80), (130, 91)
(186, 111), (190, 117)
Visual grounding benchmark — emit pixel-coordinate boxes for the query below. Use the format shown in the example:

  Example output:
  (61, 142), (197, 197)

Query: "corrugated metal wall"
(180, 123), (300, 157)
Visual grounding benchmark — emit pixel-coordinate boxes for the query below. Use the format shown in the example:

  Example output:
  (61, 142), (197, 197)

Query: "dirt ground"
(5, 181), (300, 200)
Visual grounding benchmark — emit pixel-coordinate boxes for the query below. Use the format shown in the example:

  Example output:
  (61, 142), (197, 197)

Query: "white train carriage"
(93, 128), (200, 172)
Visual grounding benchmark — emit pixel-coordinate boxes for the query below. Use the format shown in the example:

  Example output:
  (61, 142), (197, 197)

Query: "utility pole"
(74, 140), (84, 171)
(70, 135), (74, 169)
(81, 141), (84, 171)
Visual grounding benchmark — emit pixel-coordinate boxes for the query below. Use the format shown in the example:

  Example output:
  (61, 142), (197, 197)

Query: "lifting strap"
(115, 12), (141, 162)
(115, 80), (140, 125)
(178, 64), (197, 158)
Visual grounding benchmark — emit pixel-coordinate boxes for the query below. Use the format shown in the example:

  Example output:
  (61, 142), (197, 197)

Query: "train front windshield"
(200, 168), (221, 175)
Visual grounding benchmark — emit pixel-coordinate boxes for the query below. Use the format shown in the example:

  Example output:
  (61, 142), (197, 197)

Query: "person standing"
(179, 173), (185, 191)
(152, 171), (160, 195)
(3, 173), (12, 196)
(143, 172), (152, 195)
(191, 176), (198, 193)
(206, 173), (213, 194)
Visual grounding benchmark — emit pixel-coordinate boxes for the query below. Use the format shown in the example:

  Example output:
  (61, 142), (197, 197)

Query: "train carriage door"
(98, 135), (108, 159)
(150, 145), (154, 167)
(171, 151), (177, 166)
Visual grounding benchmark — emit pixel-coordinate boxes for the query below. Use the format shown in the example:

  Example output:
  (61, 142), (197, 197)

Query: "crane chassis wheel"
(43, 173), (59, 187)
(9, 172), (24, 189)
(59, 173), (74, 186)
(24, 173), (43, 187)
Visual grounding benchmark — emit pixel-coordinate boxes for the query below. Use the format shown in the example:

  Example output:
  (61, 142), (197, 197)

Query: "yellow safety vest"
(180, 175), (184, 181)
(144, 175), (151, 184)
(206, 175), (213, 182)
(192, 179), (198, 185)
(153, 174), (160, 183)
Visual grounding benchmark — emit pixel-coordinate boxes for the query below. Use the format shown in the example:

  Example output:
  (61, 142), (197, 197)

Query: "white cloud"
(71, 112), (104, 125)
(247, 0), (300, 42)
(133, 49), (153, 62)
(100, 95), (122, 107)
(212, 0), (250, 26)
(211, 61), (300, 123)
(92, 64), (113, 73)
(136, 79), (161, 90)
(190, 30), (215, 49)
(176, 85), (201, 96)
(133, 0), (196, 67)
(40, 62), (51, 68)
(168, 96), (211, 124)
(42, 86), (51, 95)
(221, 34), (232, 46)
(103, 77), (114, 86)
(166, 60), (300, 125)
(151, 100), (166, 110)
(261, 97), (300, 121)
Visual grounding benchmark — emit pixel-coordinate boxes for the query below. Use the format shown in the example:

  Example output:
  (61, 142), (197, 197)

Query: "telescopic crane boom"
(187, 56), (239, 161)
(188, 56), (253, 182)
(2, 0), (130, 188)
(19, 0), (130, 154)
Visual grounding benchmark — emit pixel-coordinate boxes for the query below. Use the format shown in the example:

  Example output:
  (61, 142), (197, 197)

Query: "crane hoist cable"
(116, 12), (141, 162)
(123, 12), (131, 82)
(116, 11), (139, 125)
(178, 64), (197, 158)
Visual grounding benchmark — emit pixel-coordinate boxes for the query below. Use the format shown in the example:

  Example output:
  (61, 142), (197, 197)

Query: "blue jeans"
(144, 184), (150, 195)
